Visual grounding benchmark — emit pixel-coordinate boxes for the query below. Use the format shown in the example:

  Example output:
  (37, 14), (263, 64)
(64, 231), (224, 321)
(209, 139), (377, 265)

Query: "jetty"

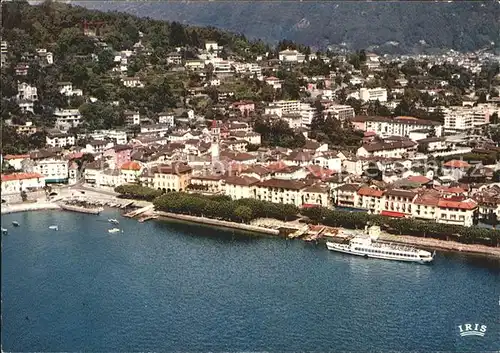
(124, 204), (154, 218)
(138, 215), (158, 223)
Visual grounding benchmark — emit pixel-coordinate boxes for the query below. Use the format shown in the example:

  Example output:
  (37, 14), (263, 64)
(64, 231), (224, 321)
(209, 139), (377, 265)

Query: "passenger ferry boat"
(326, 228), (435, 264)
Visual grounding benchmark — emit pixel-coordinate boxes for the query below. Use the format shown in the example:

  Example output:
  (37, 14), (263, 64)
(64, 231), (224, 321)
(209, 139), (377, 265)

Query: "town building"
(121, 77), (144, 88)
(120, 161), (143, 184)
(152, 162), (193, 192)
(359, 87), (388, 102)
(278, 49), (306, 63)
(357, 140), (417, 158)
(88, 130), (128, 145)
(54, 108), (81, 131)
(13, 121), (37, 135)
(254, 178), (305, 207)
(350, 116), (442, 138)
(29, 158), (69, 183)
(17, 82), (38, 101)
(45, 132), (75, 148)
(1, 172), (45, 195)
(124, 111), (141, 125)
(224, 176), (260, 200)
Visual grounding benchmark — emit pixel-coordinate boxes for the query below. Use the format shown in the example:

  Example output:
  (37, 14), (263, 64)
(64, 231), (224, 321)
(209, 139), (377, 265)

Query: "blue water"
(2, 210), (499, 352)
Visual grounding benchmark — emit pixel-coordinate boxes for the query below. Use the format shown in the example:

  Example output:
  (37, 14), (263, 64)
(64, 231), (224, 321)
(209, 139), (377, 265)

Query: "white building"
(17, 82), (38, 101)
(1, 172), (45, 195)
(323, 104), (355, 121)
(205, 41), (221, 53)
(443, 105), (499, 133)
(224, 176), (259, 200)
(1, 40), (7, 67)
(350, 116), (442, 138)
(54, 109), (81, 131)
(31, 158), (69, 183)
(265, 76), (282, 90)
(357, 140), (417, 159)
(88, 129), (128, 145)
(121, 77), (144, 88)
(58, 82), (83, 97)
(158, 113), (175, 127)
(84, 140), (114, 154)
(269, 100), (301, 115)
(36, 48), (53, 65)
(18, 100), (34, 114)
(359, 87), (388, 102)
(279, 49), (306, 64)
(124, 111), (140, 125)
(212, 59), (232, 75)
(45, 133), (76, 148)
(282, 114), (303, 129)
(300, 103), (319, 127)
(140, 124), (171, 137)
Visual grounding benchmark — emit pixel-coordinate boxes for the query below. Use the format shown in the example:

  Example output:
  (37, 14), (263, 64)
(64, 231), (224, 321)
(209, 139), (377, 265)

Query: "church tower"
(211, 119), (220, 163)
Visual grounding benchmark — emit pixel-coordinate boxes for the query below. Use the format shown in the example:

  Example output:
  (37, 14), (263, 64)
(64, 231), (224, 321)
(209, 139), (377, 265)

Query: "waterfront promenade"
(2, 185), (499, 258)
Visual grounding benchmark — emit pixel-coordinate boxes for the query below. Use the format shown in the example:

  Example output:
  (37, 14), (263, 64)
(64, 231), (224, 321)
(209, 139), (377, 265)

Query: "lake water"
(1, 210), (499, 352)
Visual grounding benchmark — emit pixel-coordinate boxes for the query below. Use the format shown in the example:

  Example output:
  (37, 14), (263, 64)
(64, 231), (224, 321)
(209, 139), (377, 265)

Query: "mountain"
(73, 1), (500, 54)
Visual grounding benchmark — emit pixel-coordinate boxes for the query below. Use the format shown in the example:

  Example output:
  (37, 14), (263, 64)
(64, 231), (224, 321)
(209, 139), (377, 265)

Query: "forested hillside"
(75, 0), (500, 53)
(0, 0), (270, 153)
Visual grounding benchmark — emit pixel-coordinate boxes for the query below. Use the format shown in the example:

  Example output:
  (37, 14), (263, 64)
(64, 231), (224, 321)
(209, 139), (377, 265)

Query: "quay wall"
(155, 211), (280, 236)
(1, 202), (61, 215)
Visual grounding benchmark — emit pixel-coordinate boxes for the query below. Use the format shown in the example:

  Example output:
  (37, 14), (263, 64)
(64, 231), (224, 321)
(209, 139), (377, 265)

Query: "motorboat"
(108, 219), (119, 224)
(49, 225), (59, 231)
(108, 228), (121, 233)
(1, 228), (7, 235)
(12, 221), (19, 227)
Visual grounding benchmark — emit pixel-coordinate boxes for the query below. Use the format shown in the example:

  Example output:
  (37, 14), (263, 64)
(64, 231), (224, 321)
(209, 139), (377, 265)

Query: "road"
(70, 184), (118, 197)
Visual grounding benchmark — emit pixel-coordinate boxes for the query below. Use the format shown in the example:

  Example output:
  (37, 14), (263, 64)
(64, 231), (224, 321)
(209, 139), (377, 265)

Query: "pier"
(124, 204), (154, 218)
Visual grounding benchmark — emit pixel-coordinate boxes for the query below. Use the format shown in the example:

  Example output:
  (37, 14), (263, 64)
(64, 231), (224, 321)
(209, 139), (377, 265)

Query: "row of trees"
(114, 184), (163, 201)
(150, 191), (299, 223)
(113, 185), (500, 248)
(302, 206), (500, 247)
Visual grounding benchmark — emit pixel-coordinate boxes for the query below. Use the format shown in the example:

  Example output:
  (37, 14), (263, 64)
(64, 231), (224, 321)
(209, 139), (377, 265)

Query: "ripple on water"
(1, 210), (499, 352)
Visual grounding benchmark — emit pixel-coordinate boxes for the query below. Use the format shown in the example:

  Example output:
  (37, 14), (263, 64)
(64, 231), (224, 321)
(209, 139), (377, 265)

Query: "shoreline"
(155, 211), (280, 236)
(2, 203), (499, 259)
(153, 211), (500, 259)
(1, 202), (61, 215)
(376, 233), (500, 259)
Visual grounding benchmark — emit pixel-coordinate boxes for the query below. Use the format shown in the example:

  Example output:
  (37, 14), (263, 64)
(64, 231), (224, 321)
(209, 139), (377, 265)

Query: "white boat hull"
(326, 242), (434, 264)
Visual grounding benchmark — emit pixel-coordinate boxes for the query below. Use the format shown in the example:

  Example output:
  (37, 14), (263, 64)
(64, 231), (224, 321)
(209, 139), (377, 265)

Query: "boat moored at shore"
(326, 235), (435, 264)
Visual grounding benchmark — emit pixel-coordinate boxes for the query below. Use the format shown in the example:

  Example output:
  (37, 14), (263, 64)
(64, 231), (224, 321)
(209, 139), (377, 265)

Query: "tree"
(233, 205), (253, 223)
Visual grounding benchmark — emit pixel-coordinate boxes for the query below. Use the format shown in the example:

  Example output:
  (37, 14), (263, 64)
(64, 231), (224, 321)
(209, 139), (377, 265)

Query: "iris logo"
(458, 324), (487, 337)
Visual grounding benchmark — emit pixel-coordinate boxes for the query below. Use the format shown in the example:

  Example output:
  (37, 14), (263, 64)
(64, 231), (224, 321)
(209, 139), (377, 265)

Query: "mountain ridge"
(73, 1), (500, 54)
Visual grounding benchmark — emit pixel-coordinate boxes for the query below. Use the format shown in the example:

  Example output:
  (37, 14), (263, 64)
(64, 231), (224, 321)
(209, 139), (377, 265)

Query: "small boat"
(49, 225), (59, 231)
(1, 228), (8, 235)
(12, 221), (19, 227)
(108, 228), (121, 234)
(108, 219), (119, 224)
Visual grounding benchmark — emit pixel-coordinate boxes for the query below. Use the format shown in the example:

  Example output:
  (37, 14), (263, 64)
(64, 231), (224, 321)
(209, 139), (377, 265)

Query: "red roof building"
(1, 172), (43, 181)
